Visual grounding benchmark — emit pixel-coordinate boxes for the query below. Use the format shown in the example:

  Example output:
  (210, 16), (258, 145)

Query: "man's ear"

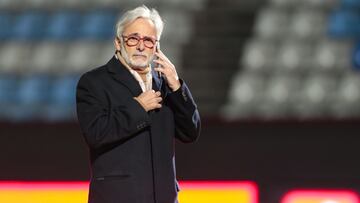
(114, 37), (121, 51)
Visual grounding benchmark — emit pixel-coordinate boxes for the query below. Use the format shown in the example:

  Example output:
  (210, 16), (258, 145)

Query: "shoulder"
(78, 64), (111, 88)
(81, 65), (108, 81)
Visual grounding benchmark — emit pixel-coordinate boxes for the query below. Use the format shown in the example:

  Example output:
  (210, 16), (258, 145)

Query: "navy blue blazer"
(76, 56), (201, 203)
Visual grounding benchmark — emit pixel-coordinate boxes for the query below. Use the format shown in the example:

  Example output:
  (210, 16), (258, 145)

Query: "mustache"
(132, 53), (147, 57)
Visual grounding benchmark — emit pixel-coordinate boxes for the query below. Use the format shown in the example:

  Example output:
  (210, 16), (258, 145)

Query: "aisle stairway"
(181, 0), (262, 116)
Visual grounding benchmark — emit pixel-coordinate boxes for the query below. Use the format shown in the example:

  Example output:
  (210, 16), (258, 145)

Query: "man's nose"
(136, 40), (145, 51)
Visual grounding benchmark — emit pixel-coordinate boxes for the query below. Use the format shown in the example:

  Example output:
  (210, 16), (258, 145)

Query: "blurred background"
(1, 0), (360, 202)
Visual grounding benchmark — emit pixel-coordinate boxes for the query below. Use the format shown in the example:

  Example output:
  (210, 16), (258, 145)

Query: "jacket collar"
(106, 56), (164, 95)
(107, 56), (143, 96)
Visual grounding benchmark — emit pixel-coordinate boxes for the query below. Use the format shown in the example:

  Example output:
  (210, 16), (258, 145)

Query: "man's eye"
(144, 38), (154, 43)
(128, 37), (139, 41)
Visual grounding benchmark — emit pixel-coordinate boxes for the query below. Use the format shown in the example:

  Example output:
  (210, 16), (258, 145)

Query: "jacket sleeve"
(76, 73), (150, 149)
(166, 80), (201, 143)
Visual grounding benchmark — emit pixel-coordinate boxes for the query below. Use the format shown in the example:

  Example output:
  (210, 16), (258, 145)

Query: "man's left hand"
(154, 50), (181, 92)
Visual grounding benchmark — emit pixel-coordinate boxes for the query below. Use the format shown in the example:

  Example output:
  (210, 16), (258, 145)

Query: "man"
(76, 5), (201, 203)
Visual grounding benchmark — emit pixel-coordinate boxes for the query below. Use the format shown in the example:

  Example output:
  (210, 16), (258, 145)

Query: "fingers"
(135, 90), (162, 112)
(155, 52), (174, 67)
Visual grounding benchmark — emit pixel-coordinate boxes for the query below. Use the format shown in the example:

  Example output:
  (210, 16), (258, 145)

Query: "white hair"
(115, 5), (164, 40)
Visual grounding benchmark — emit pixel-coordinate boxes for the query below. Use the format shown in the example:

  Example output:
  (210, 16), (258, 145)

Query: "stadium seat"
(64, 41), (109, 73)
(330, 72), (360, 117)
(259, 74), (301, 118)
(294, 74), (337, 117)
(0, 75), (18, 120)
(328, 9), (360, 38)
(313, 39), (351, 73)
(162, 11), (192, 44)
(29, 42), (69, 73)
(50, 75), (78, 106)
(288, 9), (326, 39)
(16, 75), (51, 105)
(0, 42), (33, 73)
(0, 12), (13, 40)
(0, 75), (18, 104)
(274, 40), (313, 73)
(46, 75), (78, 121)
(52, 0), (88, 9)
(269, 0), (298, 8)
(241, 39), (277, 73)
(352, 40), (360, 70)
(81, 10), (118, 40)
(160, 0), (206, 11)
(47, 11), (83, 40)
(12, 11), (48, 40)
(254, 8), (289, 39)
(0, 0), (21, 9)
(24, 0), (50, 9)
(341, 0), (360, 9)
(223, 72), (266, 118)
(301, 0), (339, 9)
(14, 75), (52, 120)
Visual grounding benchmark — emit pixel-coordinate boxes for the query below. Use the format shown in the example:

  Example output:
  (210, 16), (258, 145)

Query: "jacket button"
(182, 91), (188, 101)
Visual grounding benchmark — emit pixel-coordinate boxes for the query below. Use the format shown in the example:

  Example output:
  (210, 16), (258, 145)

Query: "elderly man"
(76, 5), (201, 203)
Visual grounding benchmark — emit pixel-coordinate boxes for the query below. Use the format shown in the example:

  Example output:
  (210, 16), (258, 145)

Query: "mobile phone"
(155, 42), (162, 77)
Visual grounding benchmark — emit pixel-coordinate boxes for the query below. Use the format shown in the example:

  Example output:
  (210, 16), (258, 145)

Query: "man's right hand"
(134, 90), (162, 112)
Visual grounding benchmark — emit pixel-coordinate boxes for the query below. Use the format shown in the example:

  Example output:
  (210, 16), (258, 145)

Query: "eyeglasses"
(122, 34), (158, 49)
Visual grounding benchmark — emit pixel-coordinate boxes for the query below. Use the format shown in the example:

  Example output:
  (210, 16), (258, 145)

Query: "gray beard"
(120, 44), (153, 69)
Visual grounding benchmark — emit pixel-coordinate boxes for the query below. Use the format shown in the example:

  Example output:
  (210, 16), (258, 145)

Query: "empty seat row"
(0, 41), (182, 74)
(0, 10), (193, 44)
(223, 71), (360, 119)
(255, 6), (360, 40)
(0, 10), (119, 40)
(269, 0), (339, 9)
(254, 7), (328, 40)
(0, 74), (79, 121)
(241, 38), (353, 73)
(0, 0), (206, 10)
(0, 41), (115, 73)
(0, 74), (78, 104)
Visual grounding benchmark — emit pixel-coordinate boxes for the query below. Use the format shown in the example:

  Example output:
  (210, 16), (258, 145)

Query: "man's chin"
(130, 61), (149, 69)
(129, 61), (149, 70)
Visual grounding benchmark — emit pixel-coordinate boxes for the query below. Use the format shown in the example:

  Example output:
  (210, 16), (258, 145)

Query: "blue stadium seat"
(12, 75), (52, 120)
(46, 75), (79, 121)
(0, 75), (18, 104)
(16, 75), (51, 105)
(50, 75), (78, 106)
(0, 12), (13, 40)
(0, 75), (18, 120)
(12, 11), (48, 40)
(341, 0), (360, 9)
(81, 10), (117, 39)
(352, 41), (360, 70)
(47, 11), (83, 40)
(328, 10), (360, 38)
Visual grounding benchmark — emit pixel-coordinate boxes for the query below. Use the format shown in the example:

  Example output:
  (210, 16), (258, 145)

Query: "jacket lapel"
(151, 68), (170, 100)
(106, 56), (143, 96)
(151, 68), (163, 92)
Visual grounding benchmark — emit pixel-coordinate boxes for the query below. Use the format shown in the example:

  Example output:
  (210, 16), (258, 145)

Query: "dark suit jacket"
(76, 56), (201, 203)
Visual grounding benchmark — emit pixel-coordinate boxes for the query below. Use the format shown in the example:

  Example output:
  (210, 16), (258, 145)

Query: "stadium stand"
(222, 0), (360, 119)
(0, 0), (204, 121)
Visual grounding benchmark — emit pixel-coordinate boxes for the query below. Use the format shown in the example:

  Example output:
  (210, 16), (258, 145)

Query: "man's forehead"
(123, 18), (156, 37)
